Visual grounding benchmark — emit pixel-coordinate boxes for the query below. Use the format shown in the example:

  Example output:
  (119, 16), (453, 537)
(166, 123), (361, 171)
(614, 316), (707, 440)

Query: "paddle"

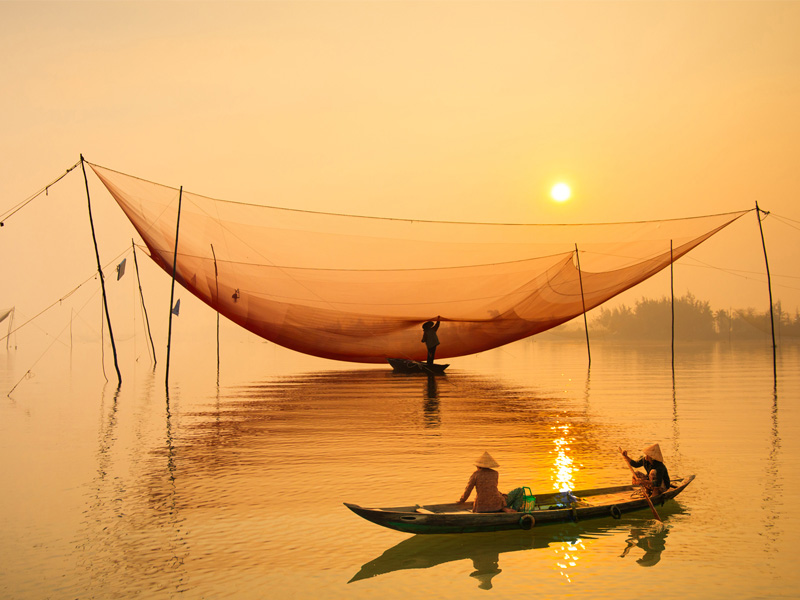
(619, 447), (662, 522)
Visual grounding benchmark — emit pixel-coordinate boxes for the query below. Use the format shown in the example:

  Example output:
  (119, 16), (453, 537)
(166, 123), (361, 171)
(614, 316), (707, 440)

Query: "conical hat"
(470, 568), (502, 590)
(475, 451), (499, 469)
(643, 443), (664, 463)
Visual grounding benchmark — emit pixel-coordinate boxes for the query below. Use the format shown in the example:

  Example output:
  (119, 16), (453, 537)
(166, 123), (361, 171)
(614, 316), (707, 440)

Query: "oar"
(619, 447), (662, 522)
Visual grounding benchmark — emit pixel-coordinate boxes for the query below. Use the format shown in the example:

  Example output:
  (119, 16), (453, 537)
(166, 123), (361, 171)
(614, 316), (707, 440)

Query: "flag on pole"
(172, 299), (181, 316)
(116, 258), (127, 280)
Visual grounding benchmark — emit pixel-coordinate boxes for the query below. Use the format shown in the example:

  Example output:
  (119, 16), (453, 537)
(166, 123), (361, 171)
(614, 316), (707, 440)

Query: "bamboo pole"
(670, 240), (675, 373)
(132, 240), (157, 366)
(755, 202), (777, 386)
(575, 244), (591, 367)
(211, 243), (220, 377)
(81, 155), (121, 385)
(165, 186), (183, 388)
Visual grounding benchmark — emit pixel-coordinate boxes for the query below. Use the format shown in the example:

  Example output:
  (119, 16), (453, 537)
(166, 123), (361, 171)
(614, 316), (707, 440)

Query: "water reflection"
(550, 417), (578, 492)
(548, 420), (585, 582)
(350, 505), (685, 588)
(423, 374), (440, 429)
(619, 522), (670, 567)
(77, 375), (190, 597)
(74, 367), (622, 594)
(348, 529), (539, 588)
(762, 388), (782, 551)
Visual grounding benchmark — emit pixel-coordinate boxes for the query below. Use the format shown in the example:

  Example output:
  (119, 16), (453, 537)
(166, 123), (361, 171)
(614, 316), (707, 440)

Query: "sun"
(551, 182), (572, 202)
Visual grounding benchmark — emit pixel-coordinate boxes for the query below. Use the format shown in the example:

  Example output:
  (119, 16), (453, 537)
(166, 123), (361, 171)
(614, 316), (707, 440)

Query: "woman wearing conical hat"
(621, 443), (671, 497)
(457, 451), (515, 513)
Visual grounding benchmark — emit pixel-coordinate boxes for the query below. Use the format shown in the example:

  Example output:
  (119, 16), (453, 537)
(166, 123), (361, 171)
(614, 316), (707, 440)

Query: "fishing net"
(90, 163), (746, 363)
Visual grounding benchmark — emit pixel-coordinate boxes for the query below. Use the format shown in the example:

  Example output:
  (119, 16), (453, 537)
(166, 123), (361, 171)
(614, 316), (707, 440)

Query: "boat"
(387, 358), (449, 374)
(348, 503), (683, 583)
(344, 475), (695, 534)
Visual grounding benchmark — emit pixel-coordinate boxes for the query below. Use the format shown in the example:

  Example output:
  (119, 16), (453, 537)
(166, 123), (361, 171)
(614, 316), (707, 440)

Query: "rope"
(7, 285), (102, 396)
(769, 213), (800, 233)
(0, 246), (131, 343)
(0, 161), (81, 224)
(86, 161), (752, 226)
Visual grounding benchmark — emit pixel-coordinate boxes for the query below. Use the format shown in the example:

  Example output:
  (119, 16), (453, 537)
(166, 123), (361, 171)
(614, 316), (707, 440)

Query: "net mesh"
(90, 163), (746, 363)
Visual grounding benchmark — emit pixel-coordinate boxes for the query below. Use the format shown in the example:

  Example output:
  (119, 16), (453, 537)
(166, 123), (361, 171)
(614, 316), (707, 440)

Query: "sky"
(1, 1), (799, 347)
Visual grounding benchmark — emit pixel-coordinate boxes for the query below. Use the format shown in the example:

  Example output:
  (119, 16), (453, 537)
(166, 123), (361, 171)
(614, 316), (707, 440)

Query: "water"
(1, 336), (798, 599)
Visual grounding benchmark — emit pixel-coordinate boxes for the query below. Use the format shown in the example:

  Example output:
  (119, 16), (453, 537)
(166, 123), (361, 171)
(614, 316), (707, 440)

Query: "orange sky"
(1, 1), (798, 335)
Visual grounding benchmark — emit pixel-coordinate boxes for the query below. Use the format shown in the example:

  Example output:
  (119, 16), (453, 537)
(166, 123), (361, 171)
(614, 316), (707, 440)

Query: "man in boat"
(421, 316), (441, 365)
(622, 443), (670, 497)
(457, 451), (516, 513)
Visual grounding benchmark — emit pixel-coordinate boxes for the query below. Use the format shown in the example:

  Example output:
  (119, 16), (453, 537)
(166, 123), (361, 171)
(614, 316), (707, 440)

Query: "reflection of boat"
(349, 502), (686, 585)
(387, 358), (449, 375)
(345, 475), (695, 534)
(349, 529), (536, 587)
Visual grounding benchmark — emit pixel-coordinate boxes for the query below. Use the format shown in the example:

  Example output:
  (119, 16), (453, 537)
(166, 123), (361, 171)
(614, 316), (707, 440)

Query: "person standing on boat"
(622, 443), (670, 497)
(457, 451), (515, 513)
(421, 317), (441, 365)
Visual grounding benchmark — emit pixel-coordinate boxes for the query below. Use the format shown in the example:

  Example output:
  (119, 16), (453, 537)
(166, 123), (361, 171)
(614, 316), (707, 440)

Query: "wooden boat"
(387, 358), (449, 375)
(345, 475), (695, 534)
(349, 502), (684, 583)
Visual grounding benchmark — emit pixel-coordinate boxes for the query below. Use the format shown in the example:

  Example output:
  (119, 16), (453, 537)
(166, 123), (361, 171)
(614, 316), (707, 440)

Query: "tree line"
(551, 293), (799, 341)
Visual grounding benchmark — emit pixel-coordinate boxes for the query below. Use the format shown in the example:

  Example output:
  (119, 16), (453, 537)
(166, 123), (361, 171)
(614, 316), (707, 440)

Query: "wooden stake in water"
(132, 239), (157, 367)
(211, 243), (220, 380)
(165, 186), (183, 389)
(670, 240), (675, 373)
(755, 202), (777, 388)
(575, 244), (591, 367)
(81, 155), (121, 386)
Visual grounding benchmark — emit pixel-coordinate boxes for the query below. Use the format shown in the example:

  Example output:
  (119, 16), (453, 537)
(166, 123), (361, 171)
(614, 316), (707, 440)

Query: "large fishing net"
(90, 163), (746, 363)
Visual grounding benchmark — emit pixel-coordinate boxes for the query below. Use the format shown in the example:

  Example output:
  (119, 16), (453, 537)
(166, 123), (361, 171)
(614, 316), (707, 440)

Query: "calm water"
(1, 336), (798, 599)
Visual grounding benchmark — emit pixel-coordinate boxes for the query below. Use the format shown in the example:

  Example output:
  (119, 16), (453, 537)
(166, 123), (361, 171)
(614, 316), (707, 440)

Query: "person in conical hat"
(621, 443), (670, 498)
(457, 451), (515, 513)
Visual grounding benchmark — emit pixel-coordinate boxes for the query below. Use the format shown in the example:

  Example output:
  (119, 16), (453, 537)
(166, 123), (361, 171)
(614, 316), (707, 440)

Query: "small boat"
(345, 475), (695, 534)
(387, 358), (449, 375)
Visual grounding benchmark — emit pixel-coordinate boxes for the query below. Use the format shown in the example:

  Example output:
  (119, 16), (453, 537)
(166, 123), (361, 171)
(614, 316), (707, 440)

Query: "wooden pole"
(165, 186), (183, 388)
(755, 202), (777, 387)
(81, 155), (122, 385)
(132, 239), (157, 366)
(575, 244), (591, 366)
(670, 240), (675, 373)
(211, 243), (220, 378)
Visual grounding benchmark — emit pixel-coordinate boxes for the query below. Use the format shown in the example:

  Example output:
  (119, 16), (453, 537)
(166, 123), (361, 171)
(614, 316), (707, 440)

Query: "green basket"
(521, 486), (536, 512)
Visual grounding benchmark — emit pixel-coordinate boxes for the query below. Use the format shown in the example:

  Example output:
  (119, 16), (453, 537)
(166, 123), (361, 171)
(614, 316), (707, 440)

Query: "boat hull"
(387, 358), (449, 375)
(345, 475), (695, 534)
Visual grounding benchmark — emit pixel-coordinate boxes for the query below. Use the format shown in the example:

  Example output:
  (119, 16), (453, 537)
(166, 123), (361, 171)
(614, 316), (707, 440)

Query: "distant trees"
(586, 294), (799, 341)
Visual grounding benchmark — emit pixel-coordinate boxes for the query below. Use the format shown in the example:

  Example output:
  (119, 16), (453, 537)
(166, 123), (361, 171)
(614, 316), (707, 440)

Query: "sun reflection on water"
(550, 418), (578, 492)
(549, 417), (585, 582)
(553, 539), (586, 583)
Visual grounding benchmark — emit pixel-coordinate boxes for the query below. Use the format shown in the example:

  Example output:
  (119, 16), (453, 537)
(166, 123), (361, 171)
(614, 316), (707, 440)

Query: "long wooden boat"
(345, 475), (695, 534)
(349, 502), (684, 583)
(387, 358), (449, 375)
